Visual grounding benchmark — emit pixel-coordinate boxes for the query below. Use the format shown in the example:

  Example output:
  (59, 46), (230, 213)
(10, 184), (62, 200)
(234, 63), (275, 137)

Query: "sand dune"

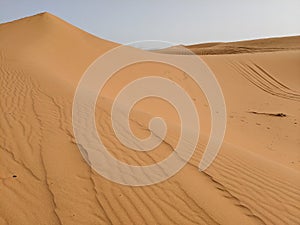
(0, 12), (299, 225)
(157, 36), (300, 55)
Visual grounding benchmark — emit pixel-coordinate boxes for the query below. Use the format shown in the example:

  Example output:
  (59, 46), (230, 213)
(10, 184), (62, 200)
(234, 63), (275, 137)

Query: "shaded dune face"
(0, 12), (299, 225)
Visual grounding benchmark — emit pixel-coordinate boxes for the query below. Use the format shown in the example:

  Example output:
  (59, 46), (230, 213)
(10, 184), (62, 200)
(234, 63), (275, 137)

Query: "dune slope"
(0, 13), (299, 225)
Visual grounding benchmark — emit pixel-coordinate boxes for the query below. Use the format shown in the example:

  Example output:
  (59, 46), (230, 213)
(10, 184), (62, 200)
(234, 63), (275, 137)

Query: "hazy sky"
(1, 1), (300, 45)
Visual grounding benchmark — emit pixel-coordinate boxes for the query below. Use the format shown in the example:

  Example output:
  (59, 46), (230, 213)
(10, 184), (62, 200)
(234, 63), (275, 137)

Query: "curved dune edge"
(0, 13), (299, 225)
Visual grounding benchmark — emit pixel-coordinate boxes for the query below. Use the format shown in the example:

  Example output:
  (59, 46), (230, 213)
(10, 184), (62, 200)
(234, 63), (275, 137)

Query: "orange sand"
(0, 13), (299, 225)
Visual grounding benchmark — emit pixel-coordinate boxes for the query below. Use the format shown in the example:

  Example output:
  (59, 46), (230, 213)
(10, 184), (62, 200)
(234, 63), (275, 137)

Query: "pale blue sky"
(0, 0), (299, 45)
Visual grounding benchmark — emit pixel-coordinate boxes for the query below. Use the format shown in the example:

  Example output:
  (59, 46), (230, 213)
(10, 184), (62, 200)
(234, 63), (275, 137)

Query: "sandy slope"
(0, 12), (299, 225)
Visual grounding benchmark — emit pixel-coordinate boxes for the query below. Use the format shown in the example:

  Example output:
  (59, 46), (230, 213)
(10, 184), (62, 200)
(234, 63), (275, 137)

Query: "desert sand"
(0, 12), (299, 225)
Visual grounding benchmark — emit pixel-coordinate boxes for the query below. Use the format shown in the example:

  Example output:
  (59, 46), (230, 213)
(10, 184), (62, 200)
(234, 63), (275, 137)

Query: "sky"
(0, 0), (300, 46)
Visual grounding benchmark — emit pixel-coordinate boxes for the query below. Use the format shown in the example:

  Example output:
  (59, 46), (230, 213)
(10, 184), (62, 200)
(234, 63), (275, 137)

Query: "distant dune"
(0, 12), (299, 225)
(156, 36), (300, 55)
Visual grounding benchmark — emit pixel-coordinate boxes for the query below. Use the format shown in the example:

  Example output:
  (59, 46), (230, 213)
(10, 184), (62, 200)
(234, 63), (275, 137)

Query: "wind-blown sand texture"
(0, 13), (299, 225)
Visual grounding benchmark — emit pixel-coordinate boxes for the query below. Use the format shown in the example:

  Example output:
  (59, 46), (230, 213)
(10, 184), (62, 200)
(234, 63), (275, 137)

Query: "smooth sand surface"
(0, 13), (299, 225)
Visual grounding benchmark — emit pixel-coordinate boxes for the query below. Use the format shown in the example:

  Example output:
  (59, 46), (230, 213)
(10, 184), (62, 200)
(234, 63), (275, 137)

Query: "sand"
(0, 12), (299, 225)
